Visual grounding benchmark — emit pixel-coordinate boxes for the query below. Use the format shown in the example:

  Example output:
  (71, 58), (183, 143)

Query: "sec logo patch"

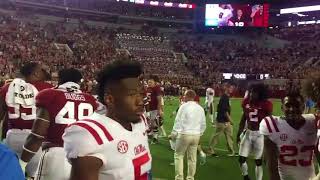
(280, 134), (288, 142)
(117, 140), (129, 154)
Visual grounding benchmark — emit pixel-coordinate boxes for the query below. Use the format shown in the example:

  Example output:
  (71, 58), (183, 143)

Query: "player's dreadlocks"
(96, 59), (143, 104)
(302, 72), (320, 104)
(249, 83), (269, 101)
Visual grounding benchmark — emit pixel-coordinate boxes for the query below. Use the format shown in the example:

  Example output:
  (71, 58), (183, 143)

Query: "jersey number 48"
(55, 102), (94, 124)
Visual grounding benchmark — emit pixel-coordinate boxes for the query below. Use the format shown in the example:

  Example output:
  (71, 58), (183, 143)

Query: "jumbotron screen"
(205, 4), (269, 27)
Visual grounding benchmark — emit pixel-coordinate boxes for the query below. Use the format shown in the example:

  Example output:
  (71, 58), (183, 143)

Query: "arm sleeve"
(200, 108), (206, 135)
(259, 118), (271, 136)
(63, 125), (107, 166)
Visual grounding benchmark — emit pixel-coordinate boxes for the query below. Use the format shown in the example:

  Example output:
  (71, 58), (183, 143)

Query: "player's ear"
(104, 94), (113, 107)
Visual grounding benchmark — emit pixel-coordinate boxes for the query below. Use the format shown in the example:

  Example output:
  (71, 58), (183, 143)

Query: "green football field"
(150, 97), (283, 180)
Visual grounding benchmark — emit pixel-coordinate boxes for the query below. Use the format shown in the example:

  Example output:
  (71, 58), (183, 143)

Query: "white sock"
(240, 162), (248, 176)
(161, 126), (167, 136)
(210, 114), (214, 123)
(199, 150), (205, 157)
(255, 165), (263, 180)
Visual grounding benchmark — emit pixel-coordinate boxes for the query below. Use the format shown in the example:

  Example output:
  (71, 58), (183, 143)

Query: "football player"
(205, 85), (215, 125)
(63, 59), (152, 180)
(0, 62), (53, 178)
(146, 75), (163, 143)
(302, 72), (320, 180)
(237, 83), (272, 180)
(21, 68), (98, 180)
(260, 91), (317, 180)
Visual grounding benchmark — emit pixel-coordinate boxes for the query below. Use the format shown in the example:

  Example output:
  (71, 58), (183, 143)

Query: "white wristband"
(23, 145), (37, 154)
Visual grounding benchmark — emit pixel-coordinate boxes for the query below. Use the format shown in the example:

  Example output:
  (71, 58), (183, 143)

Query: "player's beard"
(131, 116), (142, 124)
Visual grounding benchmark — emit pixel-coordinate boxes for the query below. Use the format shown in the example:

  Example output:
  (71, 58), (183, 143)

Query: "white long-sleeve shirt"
(173, 101), (206, 135)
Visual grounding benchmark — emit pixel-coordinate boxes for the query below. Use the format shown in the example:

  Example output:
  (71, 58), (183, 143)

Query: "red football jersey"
(0, 81), (53, 130)
(242, 98), (273, 131)
(36, 88), (98, 146)
(146, 85), (161, 111)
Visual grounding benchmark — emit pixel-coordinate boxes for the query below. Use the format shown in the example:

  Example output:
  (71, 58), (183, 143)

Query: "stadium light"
(280, 5), (320, 14)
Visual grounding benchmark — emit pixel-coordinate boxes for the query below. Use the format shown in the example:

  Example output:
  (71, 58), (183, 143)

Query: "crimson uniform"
(0, 80), (52, 177)
(239, 98), (272, 159)
(146, 85), (162, 136)
(146, 85), (161, 112)
(34, 82), (98, 180)
(0, 81), (52, 131)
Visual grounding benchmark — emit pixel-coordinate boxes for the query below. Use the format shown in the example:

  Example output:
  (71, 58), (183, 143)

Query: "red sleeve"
(241, 98), (248, 110)
(88, 95), (99, 111)
(36, 89), (55, 109)
(0, 84), (9, 101)
(264, 100), (273, 114)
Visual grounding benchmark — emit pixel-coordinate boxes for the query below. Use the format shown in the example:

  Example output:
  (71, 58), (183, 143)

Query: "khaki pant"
(174, 134), (201, 180)
(209, 122), (234, 154)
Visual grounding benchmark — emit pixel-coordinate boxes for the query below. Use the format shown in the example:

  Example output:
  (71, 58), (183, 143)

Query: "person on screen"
(218, 4), (233, 26)
(250, 5), (265, 27)
(228, 9), (248, 27)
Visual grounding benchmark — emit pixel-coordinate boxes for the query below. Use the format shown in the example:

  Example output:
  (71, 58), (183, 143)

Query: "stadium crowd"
(20, 0), (194, 20)
(270, 24), (320, 41)
(1, 9), (320, 97)
(2, 1), (320, 180)
(173, 34), (320, 84)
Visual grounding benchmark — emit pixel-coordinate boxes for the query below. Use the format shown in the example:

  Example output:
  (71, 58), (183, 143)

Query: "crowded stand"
(3, 1), (320, 180)
(0, 1), (319, 97)
(270, 24), (320, 41)
(17, 0), (194, 20)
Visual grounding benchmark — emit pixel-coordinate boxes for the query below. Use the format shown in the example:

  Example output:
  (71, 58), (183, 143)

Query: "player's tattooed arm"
(70, 156), (103, 180)
(264, 136), (281, 180)
(236, 113), (246, 144)
(21, 107), (50, 162)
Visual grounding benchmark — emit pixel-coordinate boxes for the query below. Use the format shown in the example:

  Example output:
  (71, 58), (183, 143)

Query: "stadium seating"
(0, 3), (320, 96)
